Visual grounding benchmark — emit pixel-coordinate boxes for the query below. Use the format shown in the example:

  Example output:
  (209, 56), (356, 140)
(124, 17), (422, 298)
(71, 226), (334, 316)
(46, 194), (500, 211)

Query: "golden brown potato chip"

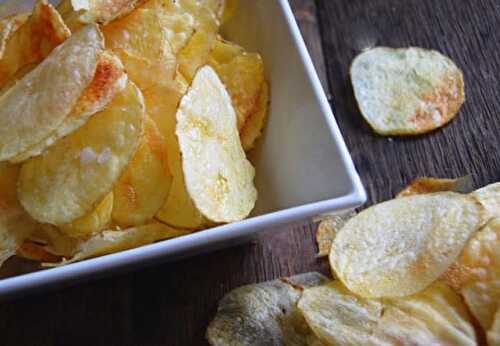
(240, 81), (269, 151)
(206, 272), (328, 346)
(112, 116), (172, 227)
(60, 192), (114, 237)
(315, 210), (356, 258)
(397, 176), (474, 198)
(351, 47), (465, 135)
(298, 281), (477, 346)
(471, 182), (500, 222)
(489, 309), (500, 346)
(176, 66), (257, 223)
(0, 0), (70, 89)
(18, 81), (144, 225)
(330, 193), (482, 298)
(10, 50), (127, 163)
(49, 223), (188, 265)
(28, 224), (80, 258)
(0, 13), (29, 58)
(58, 0), (146, 31)
(461, 280), (500, 332)
(17, 241), (61, 263)
(0, 24), (103, 162)
(208, 39), (244, 66)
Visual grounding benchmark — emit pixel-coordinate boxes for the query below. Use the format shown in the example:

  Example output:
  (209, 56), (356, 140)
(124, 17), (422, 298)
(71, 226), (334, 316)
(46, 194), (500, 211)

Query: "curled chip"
(49, 223), (188, 265)
(60, 193), (114, 238)
(397, 176), (474, 198)
(298, 281), (477, 346)
(471, 182), (500, 222)
(176, 66), (257, 223)
(315, 210), (356, 258)
(18, 81), (144, 225)
(0, 0), (70, 89)
(207, 272), (328, 346)
(112, 116), (172, 227)
(461, 280), (500, 332)
(57, 0), (146, 31)
(351, 47), (465, 135)
(11, 50), (127, 163)
(330, 192), (482, 298)
(0, 24), (103, 162)
(240, 81), (270, 151)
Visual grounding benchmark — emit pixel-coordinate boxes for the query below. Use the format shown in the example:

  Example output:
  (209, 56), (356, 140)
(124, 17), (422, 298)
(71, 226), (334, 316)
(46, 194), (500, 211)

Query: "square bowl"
(0, 0), (366, 298)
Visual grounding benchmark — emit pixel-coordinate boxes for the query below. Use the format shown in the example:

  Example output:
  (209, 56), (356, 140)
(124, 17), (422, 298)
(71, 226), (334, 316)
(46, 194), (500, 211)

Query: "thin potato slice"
(461, 280), (500, 332)
(19, 82), (144, 225)
(112, 116), (172, 227)
(60, 193), (114, 237)
(471, 182), (500, 222)
(397, 176), (474, 198)
(10, 50), (127, 163)
(0, 0), (71, 89)
(351, 47), (465, 135)
(240, 81), (269, 151)
(58, 0), (146, 31)
(330, 192), (482, 298)
(208, 39), (244, 66)
(298, 281), (477, 346)
(176, 66), (257, 223)
(178, 29), (217, 83)
(0, 24), (103, 161)
(49, 223), (188, 265)
(0, 13), (29, 58)
(29, 224), (80, 258)
(206, 273), (328, 346)
(17, 241), (62, 263)
(315, 210), (356, 258)
(489, 309), (500, 346)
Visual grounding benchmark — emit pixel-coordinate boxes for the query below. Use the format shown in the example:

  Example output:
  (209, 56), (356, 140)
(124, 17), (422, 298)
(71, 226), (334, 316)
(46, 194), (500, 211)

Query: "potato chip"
(461, 280), (500, 332)
(49, 223), (188, 265)
(58, 0), (146, 31)
(112, 116), (172, 227)
(488, 309), (500, 346)
(10, 50), (127, 163)
(298, 281), (477, 346)
(240, 81), (269, 151)
(206, 272), (328, 346)
(315, 210), (356, 258)
(397, 176), (474, 198)
(177, 29), (217, 83)
(18, 81), (144, 225)
(17, 241), (61, 263)
(29, 224), (80, 258)
(0, 0), (71, 89)
(211, 52), (265, 130)
(0, 13), (29, 58)
(330, 192), (482, 298)
(208, 39), (244, 66)
(176, 66), (257, 223)
(60, 192), (114, 237)
(351, 47), (465, 135)
(471, 182), (500, 222)
(0, 24), (103, 162)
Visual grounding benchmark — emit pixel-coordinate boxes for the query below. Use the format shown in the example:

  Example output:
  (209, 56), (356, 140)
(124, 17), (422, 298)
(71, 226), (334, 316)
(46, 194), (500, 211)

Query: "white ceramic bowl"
(0, 0), (365, 298)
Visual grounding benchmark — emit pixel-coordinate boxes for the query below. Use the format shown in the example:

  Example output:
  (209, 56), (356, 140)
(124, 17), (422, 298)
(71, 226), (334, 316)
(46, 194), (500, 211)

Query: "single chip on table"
(57, 0), (146, 31)
(206, 272), (328, 346)
(298, 280), (477, 346)
(397, 176), (474, 198)
(0, 0), (70, 89)
(315, 210), (356, 258)
(112, 116), (172, 227)
(11, 50), (128, 163)
(18, 81), (144, 226)
(176, 66), (257, 223)
(48, 223), (188, 265)
(329, 192), (483, 298)
(350, 47), (465, 136)
(0, 24), (103, 162)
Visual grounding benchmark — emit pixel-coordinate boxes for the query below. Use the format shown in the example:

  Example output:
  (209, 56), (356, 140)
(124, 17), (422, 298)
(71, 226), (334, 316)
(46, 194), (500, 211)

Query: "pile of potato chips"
(208, 178), (500, 345)
(0, 0), (269, 268)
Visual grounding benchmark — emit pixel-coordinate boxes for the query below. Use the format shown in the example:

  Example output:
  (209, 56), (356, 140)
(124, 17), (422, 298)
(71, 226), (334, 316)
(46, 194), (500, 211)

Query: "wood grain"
(2, 0), (500, 345)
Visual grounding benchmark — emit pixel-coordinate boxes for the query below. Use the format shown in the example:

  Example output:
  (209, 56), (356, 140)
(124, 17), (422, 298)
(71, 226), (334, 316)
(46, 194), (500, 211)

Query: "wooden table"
(2, 0), (500, 344)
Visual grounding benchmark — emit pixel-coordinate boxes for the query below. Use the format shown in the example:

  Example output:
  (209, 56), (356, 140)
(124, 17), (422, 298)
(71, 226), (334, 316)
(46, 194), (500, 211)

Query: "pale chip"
(49, 223), (188, 265)
(461, 280), (500, 332)
(330, 192), (482, 298)
(176, 66), (257, 223)
(18, 81), (144, 225)
(315, 210), (356, 258)
(298, 281), (477, 346)
(206, 272), (328, 346)
(60, 192), (114, 237)
(112, 116), (172, 227)
(0, 24), (103, 161)
(58, 0), (146, 30)
(10, 50), (127, 163)
(351, 47), (465, 135)
(240, 81), (270, 151)
(397, 176), (474, 198)
(0, 0), (71, 89)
